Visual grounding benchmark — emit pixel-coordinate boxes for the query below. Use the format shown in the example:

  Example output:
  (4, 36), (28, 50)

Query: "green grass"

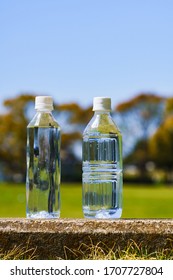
(122, 184), (173, 218)
(0, 182), (172, 218)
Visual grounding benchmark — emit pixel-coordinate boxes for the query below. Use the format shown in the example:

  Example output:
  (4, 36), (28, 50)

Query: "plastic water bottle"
(82, 97), (123, 219)
(26, 96), (61, 218)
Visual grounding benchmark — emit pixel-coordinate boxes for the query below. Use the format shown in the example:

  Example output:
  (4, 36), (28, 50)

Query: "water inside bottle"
(82, 135), (122, 218)
(26, 127), (60, 218)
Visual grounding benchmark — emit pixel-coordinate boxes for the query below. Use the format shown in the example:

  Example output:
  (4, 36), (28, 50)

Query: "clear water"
(26, 127), (60, 218)
(82, 135), (122, 219)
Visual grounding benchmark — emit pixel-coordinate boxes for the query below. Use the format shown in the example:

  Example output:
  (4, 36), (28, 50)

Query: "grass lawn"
(0, 182), (172, 218)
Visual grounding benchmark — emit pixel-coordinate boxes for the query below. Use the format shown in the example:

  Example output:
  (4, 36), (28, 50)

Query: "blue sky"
(0, 0), (173, 110)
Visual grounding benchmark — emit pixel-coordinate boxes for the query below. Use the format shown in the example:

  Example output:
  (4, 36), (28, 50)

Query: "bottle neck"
(36, 109), (53, 113)
(93, 111), (111, 116)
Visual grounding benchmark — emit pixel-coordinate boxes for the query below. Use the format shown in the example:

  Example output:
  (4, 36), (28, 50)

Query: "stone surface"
(0, 219), (172, 259)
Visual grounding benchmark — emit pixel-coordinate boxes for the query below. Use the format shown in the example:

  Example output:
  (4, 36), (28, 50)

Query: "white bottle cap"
(93, 97), (111, 111)
(35, 96), (54, 110)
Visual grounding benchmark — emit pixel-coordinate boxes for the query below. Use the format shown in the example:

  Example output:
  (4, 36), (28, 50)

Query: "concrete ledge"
(0, 219), (172, 259)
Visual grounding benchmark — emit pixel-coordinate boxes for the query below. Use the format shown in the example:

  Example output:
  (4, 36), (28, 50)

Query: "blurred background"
(0, 0), (173, 218)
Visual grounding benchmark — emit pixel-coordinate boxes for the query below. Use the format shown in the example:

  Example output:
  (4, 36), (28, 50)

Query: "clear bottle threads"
(82, 97), (123, 219)
(26, 96), (61, 218)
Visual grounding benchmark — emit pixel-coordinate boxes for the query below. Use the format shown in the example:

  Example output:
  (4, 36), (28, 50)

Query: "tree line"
(0, 93), (173, 183)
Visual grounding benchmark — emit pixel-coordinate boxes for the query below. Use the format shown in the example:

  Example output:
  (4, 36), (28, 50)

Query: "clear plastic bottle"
(82, 97), (123, 219)
(26, 96), (61, 218)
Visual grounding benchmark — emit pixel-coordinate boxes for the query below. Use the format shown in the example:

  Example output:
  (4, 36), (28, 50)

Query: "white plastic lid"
(93, 97), (111, 111)
(35, 96), (54, 110)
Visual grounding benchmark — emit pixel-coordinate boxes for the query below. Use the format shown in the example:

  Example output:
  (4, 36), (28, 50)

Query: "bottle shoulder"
(83, 113), (121, 136)
(27, 112), (60, 128)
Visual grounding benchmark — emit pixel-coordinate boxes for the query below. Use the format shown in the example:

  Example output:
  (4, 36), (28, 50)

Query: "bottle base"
(83, 208), (122, 219)
(26, 211), (60, 219)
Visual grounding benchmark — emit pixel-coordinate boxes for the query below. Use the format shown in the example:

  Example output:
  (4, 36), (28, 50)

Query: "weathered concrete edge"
(0, 219), (172, 259)
(0, 218), (173, 233)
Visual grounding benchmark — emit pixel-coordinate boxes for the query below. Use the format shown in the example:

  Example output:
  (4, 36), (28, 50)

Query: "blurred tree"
(0, 94), (34, 181)
(164, 97), (173, 116)
(116, 93), (164, 141)
(124, 139), (152, 182)
(149, 109), (173, 182)
(54, 102), (93, 156)
(115, 93), (164, 178)
(1, 92), (167, 183)
(55, 102), (93, 181)
(55, 103), (92, 130)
